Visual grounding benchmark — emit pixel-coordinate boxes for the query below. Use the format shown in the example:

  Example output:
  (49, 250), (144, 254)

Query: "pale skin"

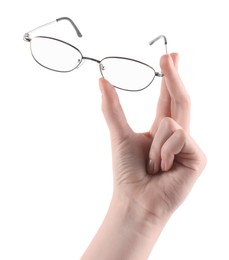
(81, 53), (207, 260)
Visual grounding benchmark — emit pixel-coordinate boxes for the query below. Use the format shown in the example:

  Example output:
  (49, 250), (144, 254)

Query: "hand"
(99, 53), (206, 222)
(82, 54), (206, 260)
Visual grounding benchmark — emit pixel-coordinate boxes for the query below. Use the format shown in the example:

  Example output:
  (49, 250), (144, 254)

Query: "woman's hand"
(82, 54), (206, 260)
(99, 54), (206, 222)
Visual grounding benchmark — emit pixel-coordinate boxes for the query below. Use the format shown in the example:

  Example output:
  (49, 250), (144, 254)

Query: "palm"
(112, 130), (200, 218)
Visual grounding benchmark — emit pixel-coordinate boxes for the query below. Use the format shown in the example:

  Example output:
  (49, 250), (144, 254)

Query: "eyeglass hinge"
(155, 72), (164, 77)
(23, 33), (31, 42)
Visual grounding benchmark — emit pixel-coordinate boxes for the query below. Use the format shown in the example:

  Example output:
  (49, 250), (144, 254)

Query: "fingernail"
(161, 160), (166, 171)
(147, 160), (154, 174)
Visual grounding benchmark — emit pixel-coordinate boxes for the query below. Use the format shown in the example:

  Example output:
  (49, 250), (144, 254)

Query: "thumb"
(99, 78), (132, 141)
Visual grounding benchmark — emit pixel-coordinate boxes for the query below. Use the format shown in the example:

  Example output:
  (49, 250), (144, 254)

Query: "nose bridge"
(83, 56), (100, 64)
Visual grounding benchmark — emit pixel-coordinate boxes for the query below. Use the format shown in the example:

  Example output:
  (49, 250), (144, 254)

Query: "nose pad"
(99, 63), (105, 71)
(77, 59), (85, 69)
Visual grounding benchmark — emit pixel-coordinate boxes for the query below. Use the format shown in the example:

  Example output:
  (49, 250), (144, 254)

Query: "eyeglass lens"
(30, 37), (82, 72)
(100, 57), (155, 91)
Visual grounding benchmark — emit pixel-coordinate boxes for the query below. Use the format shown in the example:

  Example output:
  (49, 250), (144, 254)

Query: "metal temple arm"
(23, 17), (82, 42)
(149, 35), (168, 54)
(56, 17), (82, 37)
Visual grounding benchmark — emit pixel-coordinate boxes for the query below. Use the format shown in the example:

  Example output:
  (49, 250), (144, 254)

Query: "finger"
(161, 129), (206, 181)
(160, 54), (191, 131)
(170, 53), (179, 70)
(160, 129), (186, 171)
(148, 117), (181, 174)
(150, 53), (179, 136)
(99, 78), (132, 142)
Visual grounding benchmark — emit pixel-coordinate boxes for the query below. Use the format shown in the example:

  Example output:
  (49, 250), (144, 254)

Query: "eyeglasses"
(24, 17), (168, 92)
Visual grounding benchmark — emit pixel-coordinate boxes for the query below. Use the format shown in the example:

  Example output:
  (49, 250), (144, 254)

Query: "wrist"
(81, 193), (170, 260)
(110, 192), (170, 239)
(107, 192), (171, 260)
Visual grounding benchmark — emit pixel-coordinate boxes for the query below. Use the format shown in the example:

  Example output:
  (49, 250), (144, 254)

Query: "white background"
(0, 0), (229, 259)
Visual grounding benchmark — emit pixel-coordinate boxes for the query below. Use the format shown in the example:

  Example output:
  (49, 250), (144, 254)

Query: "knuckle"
(174, 93), (191, 108)
(175, 128), (186, 139)
(160, 117), (176, 129)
